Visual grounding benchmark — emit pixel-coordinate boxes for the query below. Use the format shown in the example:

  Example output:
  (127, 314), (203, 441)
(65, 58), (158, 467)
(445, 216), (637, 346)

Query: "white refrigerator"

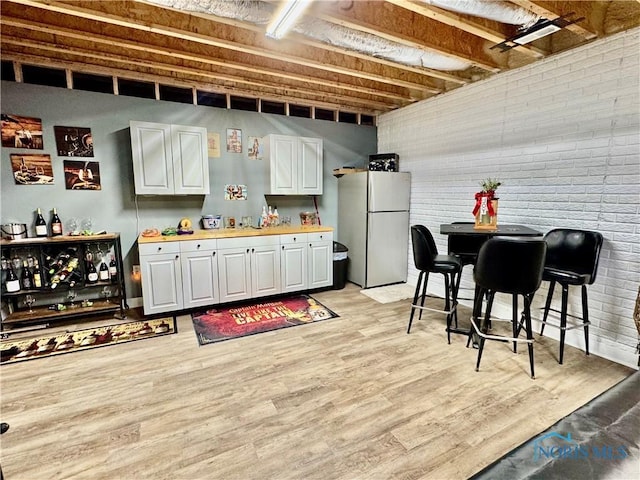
(337, 171), (411, 288)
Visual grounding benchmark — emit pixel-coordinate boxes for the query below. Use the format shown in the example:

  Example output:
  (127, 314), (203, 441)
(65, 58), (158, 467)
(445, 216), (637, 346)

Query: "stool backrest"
(544, 229), (603, 284)
(411, 225), (438, 271)
(474, 236), (547, 295)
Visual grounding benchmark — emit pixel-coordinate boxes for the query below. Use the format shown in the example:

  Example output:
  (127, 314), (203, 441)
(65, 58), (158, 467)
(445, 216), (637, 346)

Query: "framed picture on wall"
(226, 128), (242, 153)
(248, 136), (263, 160)
(207, 132), (221, 158)
(1, 114), (44, 149)
(63, 160), (101, 190)
(54, 126), (94, 157)
(10, 154), (54, 184)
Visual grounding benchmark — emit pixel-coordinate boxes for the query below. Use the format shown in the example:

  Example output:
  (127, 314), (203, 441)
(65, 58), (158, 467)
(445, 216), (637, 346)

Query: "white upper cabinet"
(130, 121), (209, 195)
(265, 134), (323, 195)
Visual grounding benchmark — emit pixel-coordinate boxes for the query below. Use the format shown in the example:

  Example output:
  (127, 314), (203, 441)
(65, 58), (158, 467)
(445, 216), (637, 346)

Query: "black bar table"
(440, 223), (543, 341)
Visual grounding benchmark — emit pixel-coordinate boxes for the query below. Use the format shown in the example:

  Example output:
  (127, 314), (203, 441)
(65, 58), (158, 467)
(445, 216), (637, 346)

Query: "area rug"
(360, 283), (415, 304)
(191, 295), (338, 345)
(0, 317), (177, 365)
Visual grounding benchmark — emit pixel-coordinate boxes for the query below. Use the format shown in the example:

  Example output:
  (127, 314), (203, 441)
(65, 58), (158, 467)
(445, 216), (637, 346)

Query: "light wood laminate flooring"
(0, 283), (633, 479)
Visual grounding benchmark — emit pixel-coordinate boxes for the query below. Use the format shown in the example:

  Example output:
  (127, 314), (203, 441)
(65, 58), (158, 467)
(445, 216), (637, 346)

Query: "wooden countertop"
(137, 226), (333, 244)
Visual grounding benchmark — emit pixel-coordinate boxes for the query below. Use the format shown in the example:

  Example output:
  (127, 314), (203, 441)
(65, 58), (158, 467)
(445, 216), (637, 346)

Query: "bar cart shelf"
(1, 233), (128, 330)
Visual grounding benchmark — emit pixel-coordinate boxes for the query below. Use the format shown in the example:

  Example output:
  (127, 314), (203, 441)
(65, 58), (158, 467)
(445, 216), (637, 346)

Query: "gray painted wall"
(1, 81), (377, 298)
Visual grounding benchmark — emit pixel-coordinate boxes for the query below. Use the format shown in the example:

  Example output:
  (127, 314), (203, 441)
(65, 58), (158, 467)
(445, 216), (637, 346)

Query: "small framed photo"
(54, 126), (94, 157)
(1, 114), (44, 149)
(248, 136), (263, 160)
(226, 128), (242, 153)
(63, 160), (101, 190)
(10, 154), (54, 185)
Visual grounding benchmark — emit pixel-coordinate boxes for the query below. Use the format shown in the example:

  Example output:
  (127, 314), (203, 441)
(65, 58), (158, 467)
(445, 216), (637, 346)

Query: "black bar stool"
(539, 228), (603, 364)
(468, 236), (547, 378)
(407, 225), (462, 343)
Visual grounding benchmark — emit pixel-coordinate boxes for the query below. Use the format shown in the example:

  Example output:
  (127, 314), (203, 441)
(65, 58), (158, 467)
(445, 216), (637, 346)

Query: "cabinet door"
(217, 247), (252, 302)
(251, 245), (281, 298)
(269, 135), (298, 195)
(181, 250), (219, 309)
(130, 121), (173, 195)
(308, 233), (333, 289)
(140, 253), (183, 315)
(281, 243), (307, 293)
(171, 125), (210, 195)
(299, 137), (323, 195)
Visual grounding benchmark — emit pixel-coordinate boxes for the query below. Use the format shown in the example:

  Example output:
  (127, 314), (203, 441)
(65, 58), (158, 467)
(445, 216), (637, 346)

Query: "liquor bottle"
(50, 208), (63, 236)
(5, 265), (20, 293)
(86, 260), (98, 284)
(99, 260), (109, 281)
(109, 255), (118, 283)
(21, 260), (34, 290)
(33, 260), (42, 289)
(35, 208), (48, 237)
(68, 271), (82, 288)
(261, 205), (268, 228)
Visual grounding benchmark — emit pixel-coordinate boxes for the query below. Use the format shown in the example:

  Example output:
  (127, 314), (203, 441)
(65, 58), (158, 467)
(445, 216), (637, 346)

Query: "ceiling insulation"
(144, 0), (470, 70)
(423, 0), (541, 28)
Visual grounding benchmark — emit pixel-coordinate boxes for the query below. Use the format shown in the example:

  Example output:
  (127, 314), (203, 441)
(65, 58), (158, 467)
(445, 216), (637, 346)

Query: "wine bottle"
(99, 260), (109, 281)
(21, 260), (33, 290)
(33, 260), (42, 289)
(109, 255), (118, 283)
(86, 260), (98, 284)
(50, 208), (63, 236)
(35, 208), (48, 237)
(5, 265), (20, 293)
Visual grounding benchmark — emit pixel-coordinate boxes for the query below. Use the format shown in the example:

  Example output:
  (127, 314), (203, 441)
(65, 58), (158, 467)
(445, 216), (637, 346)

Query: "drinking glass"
(25, 294), (36, 313)
(67, 289), (77, 307)
(101, 286), (112, 303)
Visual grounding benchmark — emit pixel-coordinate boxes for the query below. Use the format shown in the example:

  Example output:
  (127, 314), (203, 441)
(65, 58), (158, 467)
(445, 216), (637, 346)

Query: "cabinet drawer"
(139, 242), (181, 256)
(308, 232), (332, 243)
(218, 236), (280, 250)
(180, 239), (217, 253)
(280, 233), (308, 245)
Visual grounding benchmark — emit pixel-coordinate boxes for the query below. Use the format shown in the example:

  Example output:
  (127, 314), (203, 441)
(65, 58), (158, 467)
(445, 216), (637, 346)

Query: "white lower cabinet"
(140, 231), (332, 314)
(281, 234), (308, 293)
(180, 240), (219, 309)
(308, 232), (333, 289)
(140, 242), (183, 315)
(217, 236), (281, 303)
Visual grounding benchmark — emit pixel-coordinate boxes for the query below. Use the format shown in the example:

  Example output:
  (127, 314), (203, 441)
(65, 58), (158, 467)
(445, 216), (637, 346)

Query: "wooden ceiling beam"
(0, 18), (414, 104)
(508, 0), (597, 39)
(1, 39), (400, 112)
(310, 0), (503, 72)
(384, 0), (545, 58)
(5, 0), (444, 94)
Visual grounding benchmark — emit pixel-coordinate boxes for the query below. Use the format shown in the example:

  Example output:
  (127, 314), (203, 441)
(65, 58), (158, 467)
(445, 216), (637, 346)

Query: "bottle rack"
(1, 233), (128, 330)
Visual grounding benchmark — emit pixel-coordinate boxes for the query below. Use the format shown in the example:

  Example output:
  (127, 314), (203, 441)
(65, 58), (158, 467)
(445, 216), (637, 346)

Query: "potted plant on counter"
(472, 178), (501, 229)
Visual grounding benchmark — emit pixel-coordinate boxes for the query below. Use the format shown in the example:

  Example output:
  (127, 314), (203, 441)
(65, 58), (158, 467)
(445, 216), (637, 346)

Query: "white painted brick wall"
(379, 28), (640, 369)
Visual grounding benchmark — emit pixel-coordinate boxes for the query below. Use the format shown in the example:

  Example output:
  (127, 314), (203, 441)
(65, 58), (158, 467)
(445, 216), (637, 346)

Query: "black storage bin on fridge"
(333, 241), (349, 290)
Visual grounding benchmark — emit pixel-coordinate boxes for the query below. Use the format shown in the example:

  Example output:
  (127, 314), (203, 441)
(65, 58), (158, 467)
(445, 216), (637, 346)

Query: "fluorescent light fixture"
(513, 23), (561, 45)
(491, 14), (583, 52)
(266, 0), (311, 39)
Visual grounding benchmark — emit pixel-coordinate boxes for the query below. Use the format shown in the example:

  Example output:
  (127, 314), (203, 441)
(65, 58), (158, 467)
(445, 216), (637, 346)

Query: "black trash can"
(333, 241), (348, 290)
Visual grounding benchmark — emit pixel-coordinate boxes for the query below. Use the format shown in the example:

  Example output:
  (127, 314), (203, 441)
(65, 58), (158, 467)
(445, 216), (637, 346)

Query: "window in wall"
(360, 114), (376, 126)
(118, 78), (156, 99)
(1, 61), (16, 82)
(72, 72), (113, 94)
(261, 100), (286, 115)
(230, 95), (258, 111)
(22, 65), (66, 88)
(289, 104), (311, 118)
(159, 84), (193, 104)
(315, 108), (335, 121)
(338, 111), (358, 124)
(197, 90), (227, 108)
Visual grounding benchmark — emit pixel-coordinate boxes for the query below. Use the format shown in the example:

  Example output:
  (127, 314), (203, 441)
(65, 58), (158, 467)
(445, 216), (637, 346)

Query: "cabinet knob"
(197, 244), (201, 249)
(157, 247), (162, 252)
(282, 245), (285, 250)
(212, 252), (216, 257)
(293, 237), (296, 241)
(246, 248), (250, 253)
(175, 255), (179, 260)
(251, 248), (255, 253)
(320, 235), (323, 239)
